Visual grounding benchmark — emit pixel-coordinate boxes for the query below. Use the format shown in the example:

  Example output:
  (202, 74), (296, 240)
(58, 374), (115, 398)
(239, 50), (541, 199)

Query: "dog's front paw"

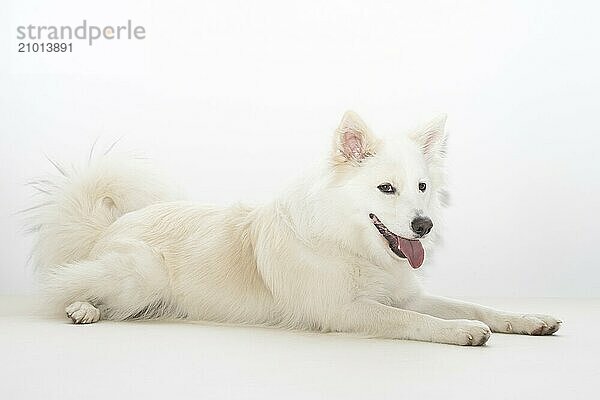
(66, 301), (100, 324)
(501, 314), (562, 335)
(438, 320), (491, 346)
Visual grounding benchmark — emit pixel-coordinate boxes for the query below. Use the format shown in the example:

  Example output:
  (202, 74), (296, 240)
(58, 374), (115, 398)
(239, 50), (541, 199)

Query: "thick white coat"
(28, 112), (561, 345)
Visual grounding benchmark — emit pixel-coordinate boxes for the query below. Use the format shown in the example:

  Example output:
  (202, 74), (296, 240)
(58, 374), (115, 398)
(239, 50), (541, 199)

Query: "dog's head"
(324, 111), (447, 269)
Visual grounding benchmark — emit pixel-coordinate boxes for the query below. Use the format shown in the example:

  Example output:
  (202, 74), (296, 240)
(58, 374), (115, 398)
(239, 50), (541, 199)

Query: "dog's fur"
(28, 112), (560, 345)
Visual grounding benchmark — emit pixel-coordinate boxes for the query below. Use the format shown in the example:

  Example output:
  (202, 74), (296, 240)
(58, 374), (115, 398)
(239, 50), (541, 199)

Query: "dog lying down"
(28, 111), (561, 345)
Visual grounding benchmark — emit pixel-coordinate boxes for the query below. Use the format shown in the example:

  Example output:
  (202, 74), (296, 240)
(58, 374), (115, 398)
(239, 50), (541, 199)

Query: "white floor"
(1, 297), (597, 400)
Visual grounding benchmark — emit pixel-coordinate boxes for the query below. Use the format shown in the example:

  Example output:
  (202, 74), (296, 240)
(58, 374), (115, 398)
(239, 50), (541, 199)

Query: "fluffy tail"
(25, 153), (176, 270)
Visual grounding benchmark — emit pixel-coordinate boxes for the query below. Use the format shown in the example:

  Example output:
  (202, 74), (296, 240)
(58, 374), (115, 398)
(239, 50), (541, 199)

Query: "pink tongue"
(397, 237), (425, 268)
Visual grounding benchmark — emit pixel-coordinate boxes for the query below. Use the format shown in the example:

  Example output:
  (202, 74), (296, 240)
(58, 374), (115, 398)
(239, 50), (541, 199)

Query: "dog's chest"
(353, 262), (422, 306)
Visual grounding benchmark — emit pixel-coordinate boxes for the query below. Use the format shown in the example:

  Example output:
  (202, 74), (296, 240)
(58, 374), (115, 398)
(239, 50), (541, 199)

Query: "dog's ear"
(333, 111), (378, 165)
(410, 114), (447, 162)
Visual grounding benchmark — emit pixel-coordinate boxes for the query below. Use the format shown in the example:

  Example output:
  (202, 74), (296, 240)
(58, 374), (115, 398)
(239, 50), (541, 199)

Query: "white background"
(1, 0), (599, 297)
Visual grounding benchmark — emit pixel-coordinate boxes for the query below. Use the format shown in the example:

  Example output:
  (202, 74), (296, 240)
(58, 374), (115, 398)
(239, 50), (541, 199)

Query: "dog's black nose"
(411, 217), (433, 237)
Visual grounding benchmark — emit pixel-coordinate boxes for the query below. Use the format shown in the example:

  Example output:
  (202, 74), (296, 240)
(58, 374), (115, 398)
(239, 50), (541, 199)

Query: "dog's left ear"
(410, 114), (447, 162)
(333, 111), (378, 165)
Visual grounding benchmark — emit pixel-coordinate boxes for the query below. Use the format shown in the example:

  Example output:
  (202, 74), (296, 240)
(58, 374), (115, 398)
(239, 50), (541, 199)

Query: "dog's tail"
(25, 153), (176, 270)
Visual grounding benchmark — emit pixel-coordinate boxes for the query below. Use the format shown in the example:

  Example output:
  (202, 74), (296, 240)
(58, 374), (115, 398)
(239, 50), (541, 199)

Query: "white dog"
(28, 112), (561, 345)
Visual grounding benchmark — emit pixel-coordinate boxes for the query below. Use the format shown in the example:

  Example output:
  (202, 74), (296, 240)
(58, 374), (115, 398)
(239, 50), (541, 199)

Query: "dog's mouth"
(369, 213), (424, 269)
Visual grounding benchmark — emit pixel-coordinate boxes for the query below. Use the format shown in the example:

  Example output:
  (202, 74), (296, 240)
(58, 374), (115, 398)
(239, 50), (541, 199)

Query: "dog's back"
(27, 154), (278, 322)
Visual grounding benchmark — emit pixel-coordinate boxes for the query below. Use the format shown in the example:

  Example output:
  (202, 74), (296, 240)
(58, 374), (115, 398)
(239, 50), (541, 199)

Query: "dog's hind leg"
(42, 240), (175, 323)
(66, 301), (100, 324)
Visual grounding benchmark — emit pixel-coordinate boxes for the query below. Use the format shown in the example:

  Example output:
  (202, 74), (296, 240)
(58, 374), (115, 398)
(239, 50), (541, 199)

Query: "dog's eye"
(377, 183), (396, 194)
(418, 182), (427, 192)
